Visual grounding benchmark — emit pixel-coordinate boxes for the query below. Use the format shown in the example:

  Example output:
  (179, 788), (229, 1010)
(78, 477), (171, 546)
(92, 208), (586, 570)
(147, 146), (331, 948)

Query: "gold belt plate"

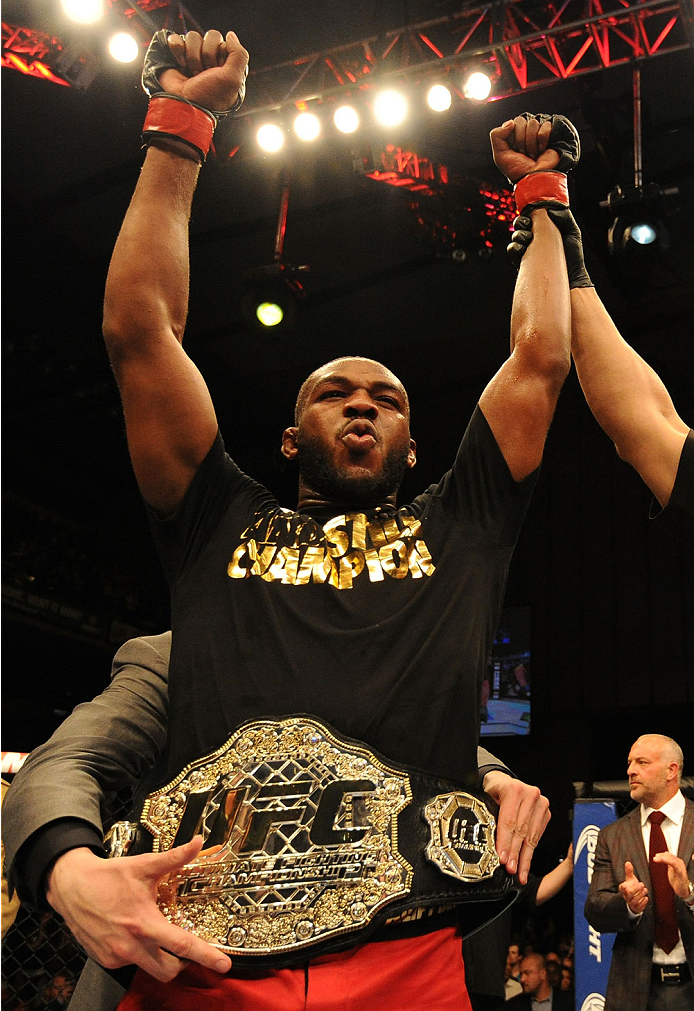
(424, 791), (500, 881)
(141, 718), (413, 956)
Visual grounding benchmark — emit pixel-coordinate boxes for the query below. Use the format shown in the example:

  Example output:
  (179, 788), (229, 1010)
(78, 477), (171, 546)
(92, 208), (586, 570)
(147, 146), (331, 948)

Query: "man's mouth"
(341, 420), (377, 451)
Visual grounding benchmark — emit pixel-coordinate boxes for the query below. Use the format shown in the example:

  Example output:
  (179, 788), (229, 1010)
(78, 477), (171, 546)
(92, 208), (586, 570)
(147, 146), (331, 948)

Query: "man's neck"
(296, 489), (398, 515)
(646, 787), (680, 812)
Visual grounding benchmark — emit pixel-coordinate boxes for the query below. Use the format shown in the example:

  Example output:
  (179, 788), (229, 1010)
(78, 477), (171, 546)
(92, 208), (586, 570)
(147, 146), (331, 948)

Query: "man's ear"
(281, 426), (299, 461)
(407, 439), (417, 469)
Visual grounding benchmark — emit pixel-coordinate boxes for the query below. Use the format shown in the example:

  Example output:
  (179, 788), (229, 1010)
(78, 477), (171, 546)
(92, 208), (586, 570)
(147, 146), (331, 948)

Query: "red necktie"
(649, 811), (679, 954)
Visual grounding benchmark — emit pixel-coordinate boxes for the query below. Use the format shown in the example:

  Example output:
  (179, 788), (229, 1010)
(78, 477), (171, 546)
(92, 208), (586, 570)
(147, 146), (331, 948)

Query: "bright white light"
(61, 0), (104, 24)
(373, 89), (408, 128)
(629, 222), (657, 245)
(334, 105), (360, 134)
(108, 32), (139, 64)
(427, 85), (452, 113)
(256, 123), (285, 153)
(256, 301), (284, 327)
(463, 71), (492, 101)
(293, 112), (321, 142)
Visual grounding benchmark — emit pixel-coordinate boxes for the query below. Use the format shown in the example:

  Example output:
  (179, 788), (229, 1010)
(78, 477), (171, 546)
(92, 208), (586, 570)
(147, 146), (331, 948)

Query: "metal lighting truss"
(1, 2), (201, 87)
(241, 0), (694, 115)
(2, 0), (691, 95)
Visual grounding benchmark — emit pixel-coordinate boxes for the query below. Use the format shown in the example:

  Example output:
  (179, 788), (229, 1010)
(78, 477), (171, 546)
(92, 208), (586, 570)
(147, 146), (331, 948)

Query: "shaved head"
(294, 357), (410, 425)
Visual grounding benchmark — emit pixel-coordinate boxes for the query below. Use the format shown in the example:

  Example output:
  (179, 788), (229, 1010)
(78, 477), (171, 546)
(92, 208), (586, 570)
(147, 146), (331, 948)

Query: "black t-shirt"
(149, 406), (537, 788)
(650, 429), (694, 524)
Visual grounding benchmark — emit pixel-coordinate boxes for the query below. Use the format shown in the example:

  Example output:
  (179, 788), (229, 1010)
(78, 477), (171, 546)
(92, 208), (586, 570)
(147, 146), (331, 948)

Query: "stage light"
(373, 89), (408, 128)
(241, 269), (306, 333)
(606, 183), (672, 269)
(463, 71), (492, 101)
(427, 85), (452, 112)
(293, 111), (321, 142)
(108, 32), (139, 64)
(255, 301), (284, 327)
(608, 215), (669, 264)
(257, 123), (285, 153)
(334, 105), (360, 134)
(628, 222), (657, 245)
(61, 0), (104, 24)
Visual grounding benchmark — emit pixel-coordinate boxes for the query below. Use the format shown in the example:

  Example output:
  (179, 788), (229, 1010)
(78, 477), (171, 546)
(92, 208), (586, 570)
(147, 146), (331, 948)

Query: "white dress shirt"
(640, 790), (690, 964)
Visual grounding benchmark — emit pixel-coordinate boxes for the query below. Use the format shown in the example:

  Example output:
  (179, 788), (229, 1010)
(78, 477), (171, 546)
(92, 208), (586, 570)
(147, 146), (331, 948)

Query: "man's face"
(283, 359), (416, 505)
(519, 957), (545, 997)
(545, 953), (561, 986)
(507, 944), (520, 967)
(627, 735), (678, 808)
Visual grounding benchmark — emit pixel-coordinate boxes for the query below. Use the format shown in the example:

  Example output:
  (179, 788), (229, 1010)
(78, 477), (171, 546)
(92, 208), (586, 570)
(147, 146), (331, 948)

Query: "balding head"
(520, 953), (550, 1000)
(627, 734), (683, 808)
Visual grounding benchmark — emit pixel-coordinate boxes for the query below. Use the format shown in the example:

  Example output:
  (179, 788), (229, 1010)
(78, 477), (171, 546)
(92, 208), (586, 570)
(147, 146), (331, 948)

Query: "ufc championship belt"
(106, 717), (516, 966)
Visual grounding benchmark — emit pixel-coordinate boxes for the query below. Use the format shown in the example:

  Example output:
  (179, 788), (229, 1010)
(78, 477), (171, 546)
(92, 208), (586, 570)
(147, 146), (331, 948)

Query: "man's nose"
(344, 390), (378, 416)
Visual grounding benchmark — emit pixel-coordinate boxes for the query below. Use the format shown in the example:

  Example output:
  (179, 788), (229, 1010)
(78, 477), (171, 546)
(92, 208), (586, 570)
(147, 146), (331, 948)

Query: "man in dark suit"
(502, 952), (573, 1010)
(585, 734), (694, 1011)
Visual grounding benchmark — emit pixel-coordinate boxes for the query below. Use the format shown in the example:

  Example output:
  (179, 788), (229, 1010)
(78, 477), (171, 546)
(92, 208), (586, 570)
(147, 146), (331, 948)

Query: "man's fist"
(490, 116), (559, 184)
(143, 29), (248, 115)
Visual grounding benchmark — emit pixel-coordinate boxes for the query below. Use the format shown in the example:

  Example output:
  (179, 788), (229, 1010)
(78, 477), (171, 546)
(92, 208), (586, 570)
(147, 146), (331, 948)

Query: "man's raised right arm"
(570, 284), (689, 508)
(102, 30), (248, 515)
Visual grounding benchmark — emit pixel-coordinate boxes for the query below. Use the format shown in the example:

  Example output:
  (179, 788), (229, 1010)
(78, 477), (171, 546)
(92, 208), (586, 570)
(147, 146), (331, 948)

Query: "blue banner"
(573, 799), (617, 1011)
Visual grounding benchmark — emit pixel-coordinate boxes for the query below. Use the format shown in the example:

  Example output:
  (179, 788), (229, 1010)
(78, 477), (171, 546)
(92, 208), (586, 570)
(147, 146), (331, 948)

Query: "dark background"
(3, 1), (693, 896)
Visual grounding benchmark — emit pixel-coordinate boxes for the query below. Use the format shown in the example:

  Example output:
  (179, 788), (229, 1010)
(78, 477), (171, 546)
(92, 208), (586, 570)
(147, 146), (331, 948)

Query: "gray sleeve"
(477, 745), (513, 786)
(2, 632), (171, 889)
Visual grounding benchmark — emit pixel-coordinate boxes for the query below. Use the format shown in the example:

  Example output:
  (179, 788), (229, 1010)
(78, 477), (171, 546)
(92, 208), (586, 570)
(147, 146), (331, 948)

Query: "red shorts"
(117, 925), (472, 1011)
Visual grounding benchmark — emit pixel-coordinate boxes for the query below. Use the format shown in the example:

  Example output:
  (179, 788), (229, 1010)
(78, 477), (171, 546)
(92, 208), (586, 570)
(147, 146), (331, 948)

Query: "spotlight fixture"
(257, 123), (285, 153)
(606, 182), (672, 267)
(241, 264), (307, 332)
(61, 0), (104, 24)
(293, 111), (321, 142)
(462, 70), (492, 101)
(373, 89), (408, 128)
(334, 105), (360, 134)
(605, 65), (677, 274)
(427, 84), (452, 112)
(108, 32), (139, 64)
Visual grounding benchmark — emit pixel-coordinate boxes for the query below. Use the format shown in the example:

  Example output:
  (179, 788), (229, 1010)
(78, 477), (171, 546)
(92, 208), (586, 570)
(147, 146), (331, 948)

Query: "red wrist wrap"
(142, 96), (216, 163)
(513, 171), (569, 214)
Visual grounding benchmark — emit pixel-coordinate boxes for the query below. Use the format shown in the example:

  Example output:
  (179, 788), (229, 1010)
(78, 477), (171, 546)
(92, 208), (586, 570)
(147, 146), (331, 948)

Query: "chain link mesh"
(2, 787), (132, 1009)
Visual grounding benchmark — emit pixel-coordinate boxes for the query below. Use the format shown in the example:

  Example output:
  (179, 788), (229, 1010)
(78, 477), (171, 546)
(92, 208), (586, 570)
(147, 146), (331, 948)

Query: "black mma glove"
(141, 30), (246, 163)
(506, 209), (594, 290)
(506, 215), (533, 270)
(512, 113), (581, 215)
(547, 207), (594, 289)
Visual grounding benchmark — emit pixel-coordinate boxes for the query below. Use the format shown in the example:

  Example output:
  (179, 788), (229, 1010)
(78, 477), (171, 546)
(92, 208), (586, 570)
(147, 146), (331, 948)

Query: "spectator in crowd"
(502, 952), (573, 1009)
(464, 846), (574, 1009)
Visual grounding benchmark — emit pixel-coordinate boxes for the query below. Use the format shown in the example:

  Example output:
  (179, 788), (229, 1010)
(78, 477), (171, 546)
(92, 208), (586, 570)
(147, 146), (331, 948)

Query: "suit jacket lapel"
(677, 797), (694, 867)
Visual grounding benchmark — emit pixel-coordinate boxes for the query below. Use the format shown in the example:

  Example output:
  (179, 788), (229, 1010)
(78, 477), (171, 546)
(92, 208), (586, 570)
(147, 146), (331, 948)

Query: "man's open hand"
(652, 850), (693, 899)
(483, 771), (551, 884)
(46, 837), (231, 982)
(619, 860), (649, 914)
